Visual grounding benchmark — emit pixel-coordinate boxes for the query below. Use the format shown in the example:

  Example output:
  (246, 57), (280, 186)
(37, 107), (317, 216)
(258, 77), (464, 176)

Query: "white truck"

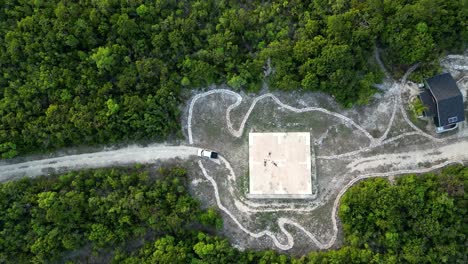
(197, 149), (218, 159)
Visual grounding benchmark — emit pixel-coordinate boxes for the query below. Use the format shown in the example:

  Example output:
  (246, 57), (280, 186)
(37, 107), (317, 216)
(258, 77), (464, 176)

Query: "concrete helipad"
(248, 132), (314, 199)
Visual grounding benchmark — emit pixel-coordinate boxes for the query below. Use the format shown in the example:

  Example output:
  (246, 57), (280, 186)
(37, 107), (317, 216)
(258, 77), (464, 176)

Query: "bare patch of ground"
(183, 53), (468, 252)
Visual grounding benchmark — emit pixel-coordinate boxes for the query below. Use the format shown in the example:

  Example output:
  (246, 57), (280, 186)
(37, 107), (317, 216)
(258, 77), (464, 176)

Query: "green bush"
(0, 165), (466, 263)
(2, 0), (464, 158)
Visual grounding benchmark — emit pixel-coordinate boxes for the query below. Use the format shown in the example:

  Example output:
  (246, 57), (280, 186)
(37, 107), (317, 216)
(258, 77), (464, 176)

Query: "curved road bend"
(0, 145), (198, 182)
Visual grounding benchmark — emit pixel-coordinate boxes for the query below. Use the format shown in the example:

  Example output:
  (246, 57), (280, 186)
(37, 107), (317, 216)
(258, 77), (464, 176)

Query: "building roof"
(424, 73), (465, 127)
(435, 97), (465, 127)
(425, 73), (462, 101)
(419, 90), (436, 117)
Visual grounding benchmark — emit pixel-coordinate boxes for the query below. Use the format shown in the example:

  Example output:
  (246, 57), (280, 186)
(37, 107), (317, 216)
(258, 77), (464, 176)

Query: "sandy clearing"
(187, 90), (376, 146)
(441, 55), (468, 71)
(0, 145), (198, 181)
(185, 50), (468, 251)
(347, 140), (468, 173)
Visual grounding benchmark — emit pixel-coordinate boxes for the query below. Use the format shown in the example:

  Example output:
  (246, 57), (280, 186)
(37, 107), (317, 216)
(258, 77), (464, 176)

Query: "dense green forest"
(0, 165), (466, 263)
(0, 166), (228, 263)
(338, 165), (467, 263)
(0, 0), (466, 158)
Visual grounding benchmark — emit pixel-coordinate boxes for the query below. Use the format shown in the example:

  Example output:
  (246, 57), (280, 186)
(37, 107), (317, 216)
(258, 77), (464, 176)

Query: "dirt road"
(0, 145), (198, 182)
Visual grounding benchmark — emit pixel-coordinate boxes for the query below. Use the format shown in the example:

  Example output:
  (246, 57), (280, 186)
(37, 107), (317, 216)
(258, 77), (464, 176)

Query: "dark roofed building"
(418, 90), (436, 117)
(419, 73), (465, 133)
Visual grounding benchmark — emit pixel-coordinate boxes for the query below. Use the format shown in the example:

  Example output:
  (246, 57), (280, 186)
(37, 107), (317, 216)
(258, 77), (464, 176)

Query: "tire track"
(187, 62), (468, 250)
(199, 158), (463, 250)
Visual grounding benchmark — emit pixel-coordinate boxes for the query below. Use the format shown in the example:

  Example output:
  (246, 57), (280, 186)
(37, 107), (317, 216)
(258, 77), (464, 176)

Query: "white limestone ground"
(188, 90), (375, 145)
(441, 54), (468, 72)
(186, 53), (468, 251)
(457, 75), (468, 102)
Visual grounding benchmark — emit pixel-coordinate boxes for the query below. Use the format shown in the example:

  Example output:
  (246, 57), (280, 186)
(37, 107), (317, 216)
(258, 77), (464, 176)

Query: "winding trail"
(199, 157), (463, 250)
(188, 90), (376, 145)
(187, 57), (468, 250)
(187, 61), (435, 160)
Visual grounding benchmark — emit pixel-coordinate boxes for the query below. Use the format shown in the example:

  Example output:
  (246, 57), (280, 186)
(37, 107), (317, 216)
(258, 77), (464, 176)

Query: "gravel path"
(0, 145), (198, 182)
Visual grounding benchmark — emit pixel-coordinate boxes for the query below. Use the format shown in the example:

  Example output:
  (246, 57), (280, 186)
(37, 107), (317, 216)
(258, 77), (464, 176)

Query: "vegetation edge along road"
(0, 165), (465, 263)
(1, 0), (466, 158)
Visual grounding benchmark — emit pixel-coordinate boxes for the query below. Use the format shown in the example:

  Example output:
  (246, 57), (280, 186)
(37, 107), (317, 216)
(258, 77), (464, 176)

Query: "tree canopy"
(1, 0), (466, 158)
(0, 166), (222, 262)
(0, 165), (466, 263)
(338, 165), (467, 263)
